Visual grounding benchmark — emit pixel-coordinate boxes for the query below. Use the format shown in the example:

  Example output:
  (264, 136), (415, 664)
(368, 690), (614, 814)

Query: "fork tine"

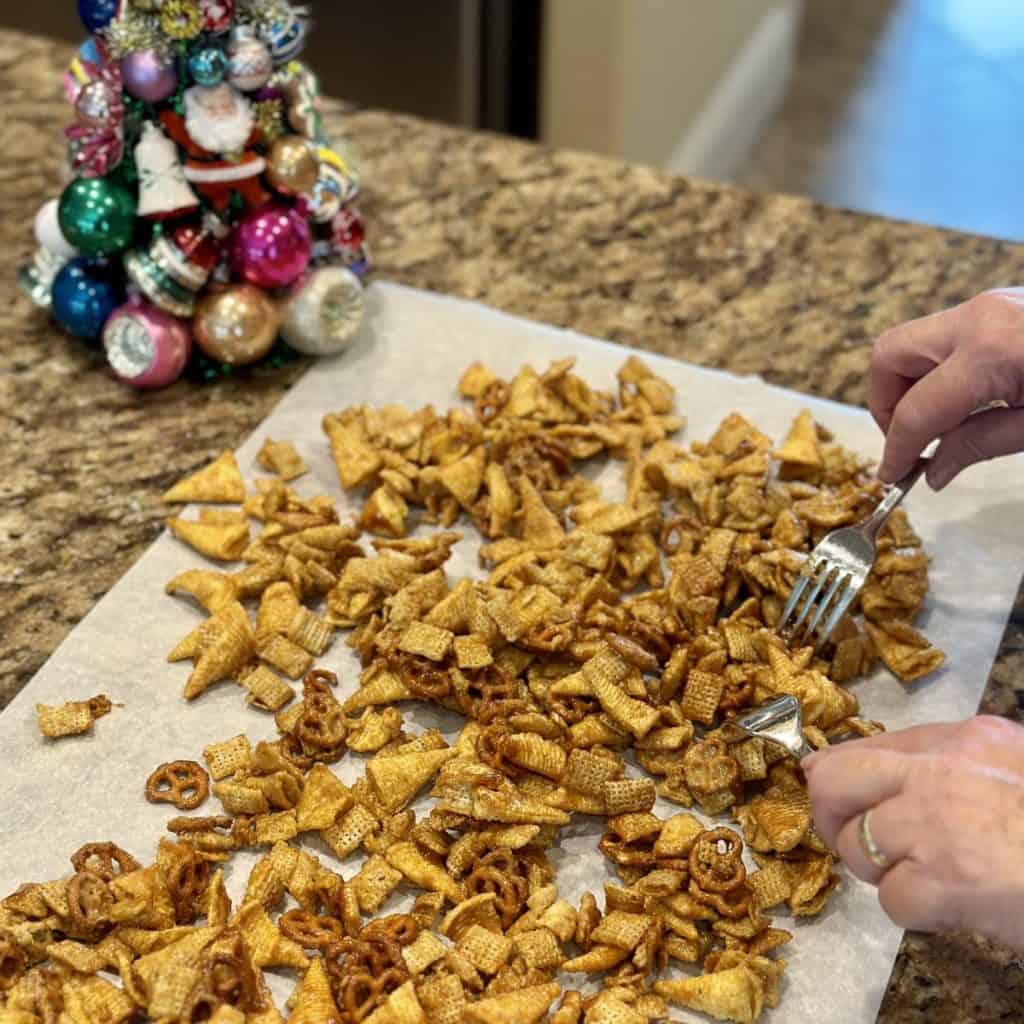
(801, 568), (847, 643)
(777, 570), (811, 634)
(789, 561), (827, 634)
(814, 579), (858, 651)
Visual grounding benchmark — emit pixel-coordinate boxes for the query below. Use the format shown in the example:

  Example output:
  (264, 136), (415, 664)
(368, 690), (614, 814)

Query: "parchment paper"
(3, 282), (1023, 1021)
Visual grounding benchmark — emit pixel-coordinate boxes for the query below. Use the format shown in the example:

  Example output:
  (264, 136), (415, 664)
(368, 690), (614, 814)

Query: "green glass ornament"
(58, 177), (137, 256)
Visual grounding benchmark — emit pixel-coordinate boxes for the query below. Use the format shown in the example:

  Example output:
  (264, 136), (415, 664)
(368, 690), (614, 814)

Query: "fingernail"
(927, 462), (959, 491)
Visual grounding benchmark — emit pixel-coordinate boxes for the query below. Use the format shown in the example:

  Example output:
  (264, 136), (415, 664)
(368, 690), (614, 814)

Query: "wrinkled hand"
(871, 289), (1024, 488)
(802, 716), (1024, 951)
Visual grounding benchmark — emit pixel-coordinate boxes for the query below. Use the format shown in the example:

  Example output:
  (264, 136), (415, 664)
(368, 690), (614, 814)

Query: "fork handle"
(862, 456), (930, 537)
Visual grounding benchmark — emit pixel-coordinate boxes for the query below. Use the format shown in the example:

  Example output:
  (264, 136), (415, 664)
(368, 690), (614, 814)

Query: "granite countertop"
(1, 26), (1023, 1022)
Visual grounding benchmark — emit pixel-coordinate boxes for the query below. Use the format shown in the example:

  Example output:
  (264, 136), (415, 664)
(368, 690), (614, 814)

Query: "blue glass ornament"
(77, 0), (120, 32)
(187, 46), (229, 87)
(51, 258), (124, 343)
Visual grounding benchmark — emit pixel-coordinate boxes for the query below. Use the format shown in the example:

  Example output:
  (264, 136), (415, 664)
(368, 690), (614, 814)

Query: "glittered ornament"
(193, 284), (279, 365)
(121, 48), (178, 103)
(265, 5), (310, 66)
(103, 297), (192, 389)
(227, 26), (274, 92)
(199, 0), (234, 33)
(75, 79), (119, 127)
(253, 96), (285, 143)
(187, 45), (229, 87)
(230, 203), (311, 289)
(308, 146), (359, 222)
(331, 207), (366, 255)
(281, 266), (364, 356)
(266, 134), (318, 196)
(78, 0), (120, 32)
(52, 257), (124, 342)
(161, 0), (204, 40)
(58, 177), (137, 256)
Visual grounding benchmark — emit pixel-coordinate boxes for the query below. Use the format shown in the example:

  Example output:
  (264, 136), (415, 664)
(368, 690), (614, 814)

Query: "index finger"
(870, 308), (961, 432)
(804, 748), (911, 848)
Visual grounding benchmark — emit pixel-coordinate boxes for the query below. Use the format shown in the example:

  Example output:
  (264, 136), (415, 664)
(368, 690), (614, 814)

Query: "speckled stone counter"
(1, 27), (1022, 1022)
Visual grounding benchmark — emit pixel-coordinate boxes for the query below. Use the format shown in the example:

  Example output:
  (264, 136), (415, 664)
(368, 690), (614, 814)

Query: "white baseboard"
(666, 0), (802, 182)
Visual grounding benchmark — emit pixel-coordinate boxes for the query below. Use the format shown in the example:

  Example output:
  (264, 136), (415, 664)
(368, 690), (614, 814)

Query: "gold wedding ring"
(859, 809), (892, 871)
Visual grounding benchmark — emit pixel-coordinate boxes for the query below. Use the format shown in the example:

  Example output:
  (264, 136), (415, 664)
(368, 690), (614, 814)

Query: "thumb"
(926, 406), (1024, 490)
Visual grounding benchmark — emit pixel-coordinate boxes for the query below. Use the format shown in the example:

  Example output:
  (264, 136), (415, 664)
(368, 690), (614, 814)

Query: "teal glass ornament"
(187, 46), (229, 87)
(58, 177), (137, 257)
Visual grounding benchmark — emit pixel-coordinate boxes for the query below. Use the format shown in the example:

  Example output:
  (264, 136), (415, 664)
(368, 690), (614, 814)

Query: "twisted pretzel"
(682, 738), (739, 795)
(204, 933), (264, 1011)
(524, 619), (575, 653)
(339, 967), (408, 1023)
(392, 653), (452, 701)
(66, 870), (112, 938)
(70, 842), (140, 882)
(718, 675), (756, 713)
(167, 851), (211, 924)
(466, 850), (529, 929)
(280, 910), (345, 950)
(690, 878), (751, 919)
(360, 914), (420, 948)
(475, 380), (510, 424)
(145, 760), (209, 811)
(689, 828), (746, 894)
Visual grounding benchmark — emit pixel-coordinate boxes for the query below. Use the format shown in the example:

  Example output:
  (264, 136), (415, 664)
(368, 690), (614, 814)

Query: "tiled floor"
(737, 0), (1024, 242)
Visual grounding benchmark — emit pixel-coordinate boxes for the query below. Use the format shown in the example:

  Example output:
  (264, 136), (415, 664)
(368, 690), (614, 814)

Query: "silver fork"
(776, 455), (930, 649)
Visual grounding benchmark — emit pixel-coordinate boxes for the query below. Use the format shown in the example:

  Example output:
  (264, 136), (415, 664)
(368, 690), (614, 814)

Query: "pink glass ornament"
(230, 204), (312, 289)
(121, 48), (179, 102)
(103, 298), (192, 390)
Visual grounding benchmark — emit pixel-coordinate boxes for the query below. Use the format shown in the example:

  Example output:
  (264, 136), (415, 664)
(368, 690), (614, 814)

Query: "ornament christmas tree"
(20, 0), (370, 390)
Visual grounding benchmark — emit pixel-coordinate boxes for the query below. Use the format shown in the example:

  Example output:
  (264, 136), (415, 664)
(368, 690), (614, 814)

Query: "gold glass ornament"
(266, 135), (319, 197)
(193, 284), (279, 365)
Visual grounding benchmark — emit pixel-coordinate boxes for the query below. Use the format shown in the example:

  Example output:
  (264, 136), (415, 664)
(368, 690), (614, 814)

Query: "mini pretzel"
(718, 675), (756, 713)
(682, 738), (740, 795)
(167, 852), (211, 924)
(689, 828), (746, 894)
(690, 878), (751, 919)
(360, 914), (421, 948)
(660, 514), (698, 555)
(204, 932), (264, 1011)
(392, 653), (451, 701)
(474, 380), (510, 424)
(297, 707), (347, 752)
(305, 668), (339, 691)
(67, 870), (113, 938)
(0, 932), (27, 992)
(466, 850), (529, 929)
(70, 842), (140, 882)
(476, 697), (531, 727)
(338, 966), (407, 1023)
(280, 909), (345, 950)
(145, 760), (210, 811)
(524, 619), (575, 653)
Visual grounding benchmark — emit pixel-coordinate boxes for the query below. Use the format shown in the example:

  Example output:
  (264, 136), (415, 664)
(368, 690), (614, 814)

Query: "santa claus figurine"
(160, 82), (270, 211)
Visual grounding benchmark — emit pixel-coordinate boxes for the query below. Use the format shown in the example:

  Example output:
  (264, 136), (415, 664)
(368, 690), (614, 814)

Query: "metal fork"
(776, 456), (930, 649)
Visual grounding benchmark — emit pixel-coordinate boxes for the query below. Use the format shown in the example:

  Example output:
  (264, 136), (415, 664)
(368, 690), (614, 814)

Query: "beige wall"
(542, 0), (789, 168)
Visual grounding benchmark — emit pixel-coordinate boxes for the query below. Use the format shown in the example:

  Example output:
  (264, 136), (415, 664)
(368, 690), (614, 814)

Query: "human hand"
(802, 715), (1024, 951)
(870, 289), (1024, 488)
